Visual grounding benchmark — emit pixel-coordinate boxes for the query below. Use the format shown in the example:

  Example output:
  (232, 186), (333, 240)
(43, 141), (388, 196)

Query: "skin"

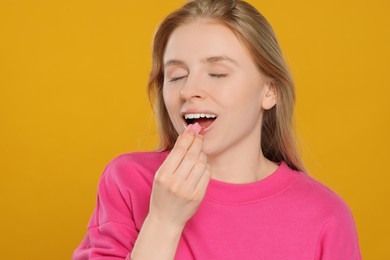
(131, 19), (278, 259)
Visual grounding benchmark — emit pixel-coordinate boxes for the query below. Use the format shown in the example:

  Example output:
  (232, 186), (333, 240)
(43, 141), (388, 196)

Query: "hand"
(148, 123), (212, 229)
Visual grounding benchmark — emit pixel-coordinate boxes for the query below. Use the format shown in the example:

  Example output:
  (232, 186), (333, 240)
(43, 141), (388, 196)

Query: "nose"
(180, 74), (205, 101)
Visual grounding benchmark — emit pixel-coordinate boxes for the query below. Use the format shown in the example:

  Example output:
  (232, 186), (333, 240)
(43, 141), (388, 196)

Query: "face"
(162, 20), (276, 157)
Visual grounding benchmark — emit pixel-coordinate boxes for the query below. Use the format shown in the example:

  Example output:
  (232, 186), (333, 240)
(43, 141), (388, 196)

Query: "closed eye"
(169, 75), (188, 83)
(209, 73), (228, 78)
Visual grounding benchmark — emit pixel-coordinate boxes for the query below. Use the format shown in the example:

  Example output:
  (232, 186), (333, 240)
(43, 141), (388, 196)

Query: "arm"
(130, 214), (184, 260)
(72, 161), (140, 260)
(73, 124), (211, 260)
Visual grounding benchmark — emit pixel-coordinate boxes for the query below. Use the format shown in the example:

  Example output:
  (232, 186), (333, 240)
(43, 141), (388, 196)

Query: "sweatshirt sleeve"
(314, 202), (362, 260)
(73, 160), (139, 260)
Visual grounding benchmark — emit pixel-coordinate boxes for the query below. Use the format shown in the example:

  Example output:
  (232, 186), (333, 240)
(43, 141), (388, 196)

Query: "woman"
(73, 0), (361, 259)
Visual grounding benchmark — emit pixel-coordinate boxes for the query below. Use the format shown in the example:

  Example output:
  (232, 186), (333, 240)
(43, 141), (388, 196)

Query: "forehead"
(163, 20), (253, 65)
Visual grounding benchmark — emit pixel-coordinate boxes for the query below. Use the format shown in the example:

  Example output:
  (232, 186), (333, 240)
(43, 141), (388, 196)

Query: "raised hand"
(148, 123), (212, 228)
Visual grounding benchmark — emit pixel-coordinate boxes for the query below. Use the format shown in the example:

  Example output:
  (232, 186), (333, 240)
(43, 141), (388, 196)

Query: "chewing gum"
(185, 122), (202, 135)
(192, 122), (202, 135)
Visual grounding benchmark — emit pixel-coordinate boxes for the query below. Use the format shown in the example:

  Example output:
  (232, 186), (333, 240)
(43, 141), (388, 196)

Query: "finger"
(173, 134), (204, 180)
(158, 129), (197, 176)
(185, 152), (207, 187)
(194, 163), (212, 196)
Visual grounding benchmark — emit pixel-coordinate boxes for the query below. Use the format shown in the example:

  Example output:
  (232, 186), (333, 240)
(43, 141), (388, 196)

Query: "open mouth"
(183, 113), (218, 129)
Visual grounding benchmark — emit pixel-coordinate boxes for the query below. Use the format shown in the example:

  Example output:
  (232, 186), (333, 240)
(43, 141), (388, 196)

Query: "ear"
(261, 81), (277, 110)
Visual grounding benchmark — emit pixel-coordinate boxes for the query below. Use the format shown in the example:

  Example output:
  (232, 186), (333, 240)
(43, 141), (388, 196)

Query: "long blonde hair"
(147, 0), (305, 172)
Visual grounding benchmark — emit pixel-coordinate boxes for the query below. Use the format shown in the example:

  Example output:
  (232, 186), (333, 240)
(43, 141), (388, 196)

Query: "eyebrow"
(164, 55), (238, 69)
(164, 59), (186, 69)
(201, 55), (238, 66)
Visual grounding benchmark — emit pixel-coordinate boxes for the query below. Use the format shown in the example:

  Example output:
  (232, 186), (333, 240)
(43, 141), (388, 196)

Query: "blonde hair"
(147, 0), (305, 172)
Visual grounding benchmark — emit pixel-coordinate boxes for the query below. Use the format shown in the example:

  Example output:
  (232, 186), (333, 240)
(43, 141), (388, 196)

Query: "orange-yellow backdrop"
(1, 0), (389, 259)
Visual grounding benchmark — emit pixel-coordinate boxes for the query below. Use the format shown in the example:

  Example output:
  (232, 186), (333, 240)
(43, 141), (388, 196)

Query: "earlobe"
(261, 82), (277, 110)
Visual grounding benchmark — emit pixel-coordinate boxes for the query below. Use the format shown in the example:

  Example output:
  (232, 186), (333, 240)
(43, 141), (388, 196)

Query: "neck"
(207, 130), (278, 184)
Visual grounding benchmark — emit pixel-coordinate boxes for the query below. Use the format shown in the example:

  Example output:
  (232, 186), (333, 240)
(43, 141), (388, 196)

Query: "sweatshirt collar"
(205, 162), (299, 204)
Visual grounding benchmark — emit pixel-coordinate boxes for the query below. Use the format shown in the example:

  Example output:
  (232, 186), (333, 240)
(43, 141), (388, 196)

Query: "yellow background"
(1, 0), (389, 259)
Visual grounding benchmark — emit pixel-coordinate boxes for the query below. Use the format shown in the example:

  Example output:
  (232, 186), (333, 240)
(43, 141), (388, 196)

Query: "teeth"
(184, 113), (217, 119)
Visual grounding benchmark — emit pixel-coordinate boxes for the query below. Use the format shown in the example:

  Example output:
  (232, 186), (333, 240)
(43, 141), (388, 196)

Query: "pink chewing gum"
(191, 122), (202, 135)
(185, 123), (202, 135)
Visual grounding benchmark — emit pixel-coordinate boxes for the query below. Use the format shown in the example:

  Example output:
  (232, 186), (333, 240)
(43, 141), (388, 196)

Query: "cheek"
(162, 87), (173, 109)
(162, 87), (180, 116)
(162, 85), (168, 101)
(227, 84), (262, 106)
(228, 87), (264, 117)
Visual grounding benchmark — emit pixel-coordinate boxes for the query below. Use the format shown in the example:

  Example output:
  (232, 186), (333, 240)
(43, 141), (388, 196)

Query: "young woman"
(73, 0), (361, 259)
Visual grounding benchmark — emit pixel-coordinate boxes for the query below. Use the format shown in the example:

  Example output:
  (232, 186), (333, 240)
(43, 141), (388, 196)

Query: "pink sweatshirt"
(73, 151), (361, 259)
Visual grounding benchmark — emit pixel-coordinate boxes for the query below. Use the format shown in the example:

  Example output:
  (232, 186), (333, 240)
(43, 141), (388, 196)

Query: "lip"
(180, 109), (218, 135)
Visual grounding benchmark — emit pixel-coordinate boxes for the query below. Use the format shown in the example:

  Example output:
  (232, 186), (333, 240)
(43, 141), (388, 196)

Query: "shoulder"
(107, 150), (170, 171)
(290, 171), (362, 258)
(280, 166), (360, 252)
(99, 150), (170, 189)
(288, 168), (355, 222)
